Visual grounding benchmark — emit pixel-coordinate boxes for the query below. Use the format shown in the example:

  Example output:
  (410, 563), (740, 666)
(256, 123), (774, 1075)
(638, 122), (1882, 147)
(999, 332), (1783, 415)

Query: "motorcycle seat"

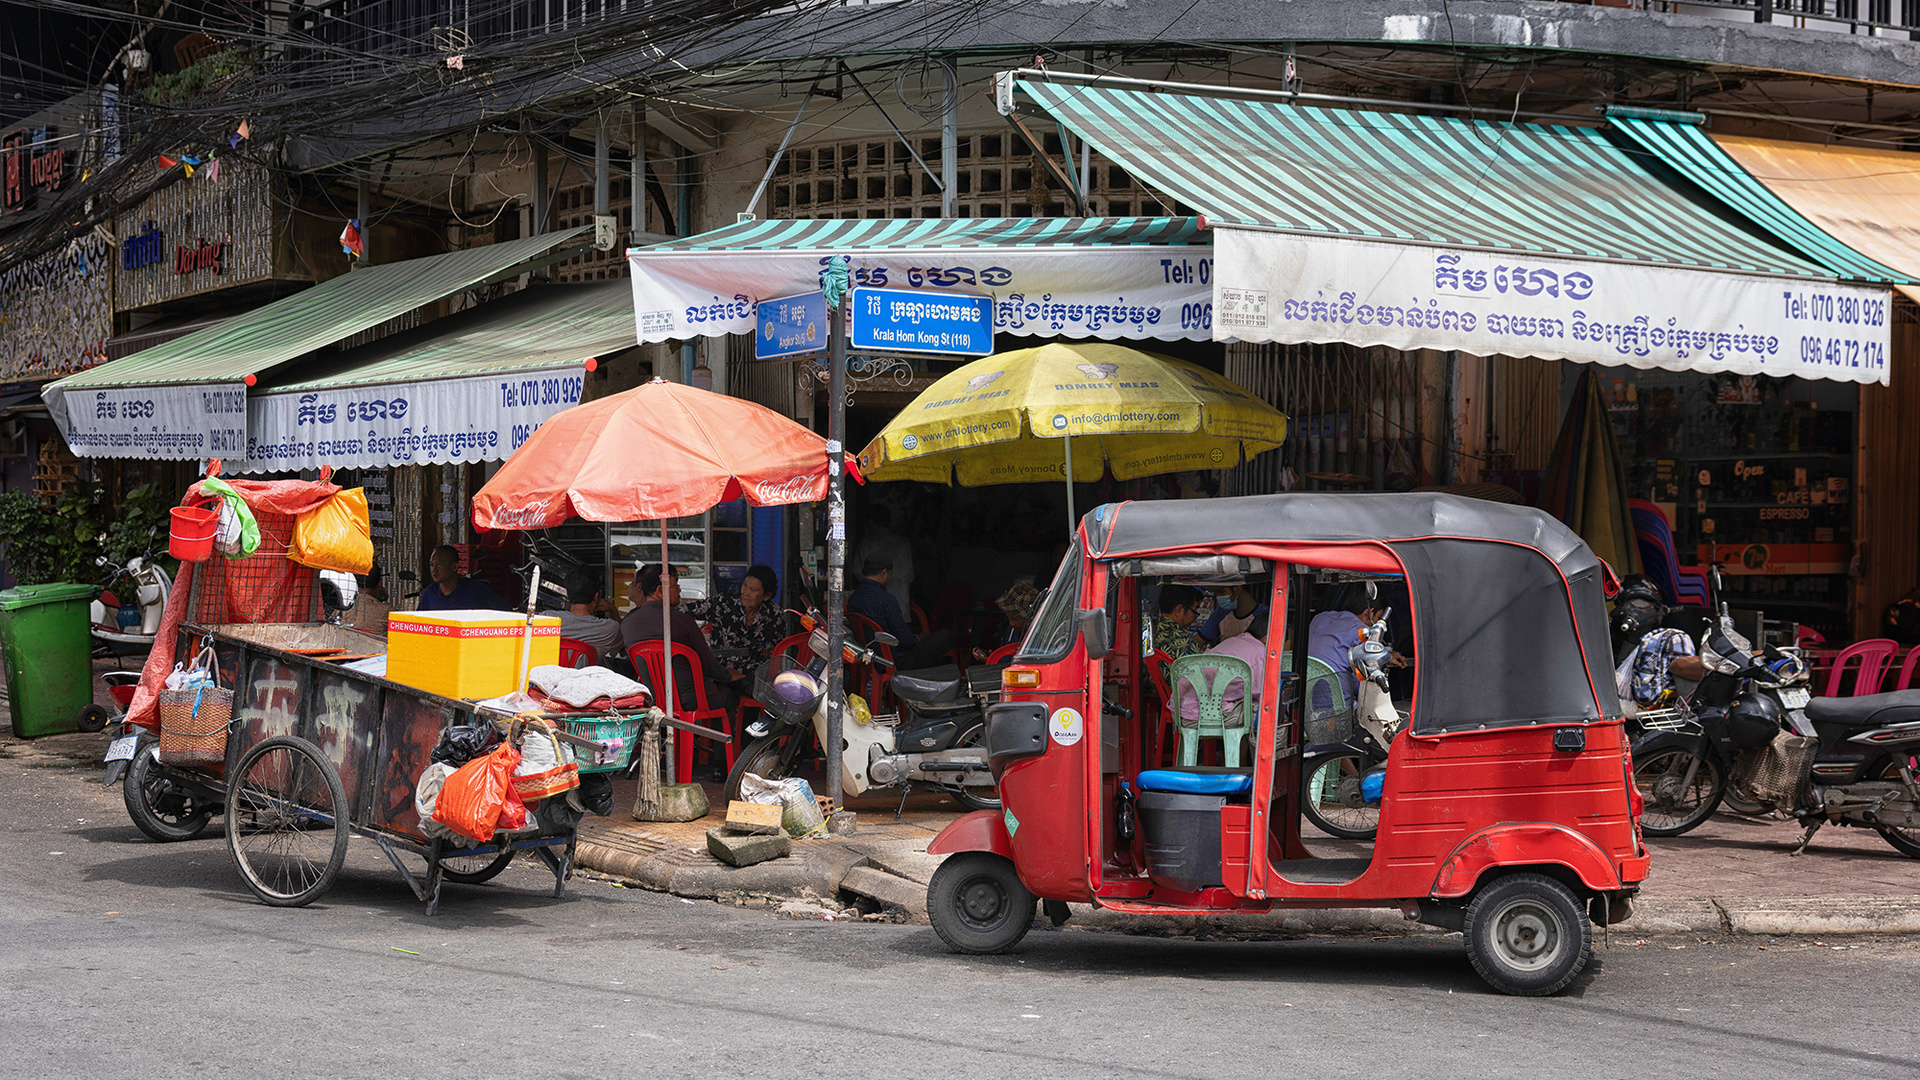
(1806, 690), (1920, 728)
(890, 665), (964, 706)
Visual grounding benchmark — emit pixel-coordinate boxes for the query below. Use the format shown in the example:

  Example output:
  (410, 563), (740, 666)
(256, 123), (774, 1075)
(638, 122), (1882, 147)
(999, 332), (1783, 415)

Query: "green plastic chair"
(1169, 653), (1255, 768)
(1305, 656), (1351, 806)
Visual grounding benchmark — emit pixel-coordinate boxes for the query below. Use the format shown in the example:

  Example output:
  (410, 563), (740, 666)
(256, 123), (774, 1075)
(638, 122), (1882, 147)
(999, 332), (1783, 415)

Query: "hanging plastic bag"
(291, 487), (374, 574)
(432, 742), (520, 843)
(198, 477), (261, 558)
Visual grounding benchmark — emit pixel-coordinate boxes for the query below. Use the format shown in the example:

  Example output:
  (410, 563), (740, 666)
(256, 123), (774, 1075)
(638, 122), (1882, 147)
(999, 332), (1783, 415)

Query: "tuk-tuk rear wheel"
(928, 853), (1036, 955)
(1463, 873), (1592, 997)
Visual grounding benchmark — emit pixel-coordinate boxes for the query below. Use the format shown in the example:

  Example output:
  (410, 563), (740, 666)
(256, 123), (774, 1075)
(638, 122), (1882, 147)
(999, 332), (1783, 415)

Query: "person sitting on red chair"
(848, 553), (956, 671)
(539, 568), (625, 672)
(621, 563), (741, 711)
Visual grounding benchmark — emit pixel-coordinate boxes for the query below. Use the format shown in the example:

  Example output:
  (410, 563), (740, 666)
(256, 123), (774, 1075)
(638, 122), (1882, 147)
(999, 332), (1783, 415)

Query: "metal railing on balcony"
(1640, 0), (1920, 37)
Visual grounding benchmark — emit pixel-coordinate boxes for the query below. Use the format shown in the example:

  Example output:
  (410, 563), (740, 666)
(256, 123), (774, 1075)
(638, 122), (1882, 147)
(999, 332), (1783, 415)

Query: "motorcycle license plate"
(104, 735), (138, 763)
(1780, 688), (1811, 710)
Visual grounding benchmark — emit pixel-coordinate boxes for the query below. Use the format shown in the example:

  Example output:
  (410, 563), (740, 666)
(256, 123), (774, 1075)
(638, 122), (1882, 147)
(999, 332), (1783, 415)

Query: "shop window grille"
(1225, 342), (1424, 496)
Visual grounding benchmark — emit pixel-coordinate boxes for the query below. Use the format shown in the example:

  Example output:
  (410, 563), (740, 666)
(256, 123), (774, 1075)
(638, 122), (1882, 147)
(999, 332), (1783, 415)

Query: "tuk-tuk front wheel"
(1463, 873), (1592, 996)
(928, 852), (1036, 955)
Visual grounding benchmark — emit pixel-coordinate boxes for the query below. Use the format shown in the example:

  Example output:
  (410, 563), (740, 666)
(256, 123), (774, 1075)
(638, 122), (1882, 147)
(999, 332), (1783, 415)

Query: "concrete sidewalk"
(574, 769), (1920, 936)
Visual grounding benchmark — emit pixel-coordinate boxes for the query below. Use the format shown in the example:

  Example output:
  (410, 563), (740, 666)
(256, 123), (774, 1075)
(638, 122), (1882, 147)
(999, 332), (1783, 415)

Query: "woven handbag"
(158, 649), (234, 768)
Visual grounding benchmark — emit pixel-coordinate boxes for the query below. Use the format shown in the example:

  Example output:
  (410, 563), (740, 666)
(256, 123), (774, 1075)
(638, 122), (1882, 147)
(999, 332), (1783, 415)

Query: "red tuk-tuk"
(926, 493), (1649, 996)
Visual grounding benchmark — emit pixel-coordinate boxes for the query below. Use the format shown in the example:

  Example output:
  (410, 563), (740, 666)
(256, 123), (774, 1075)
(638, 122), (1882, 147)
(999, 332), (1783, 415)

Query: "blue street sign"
(755, 290), (828, 360)
(849, 287), (994, 357)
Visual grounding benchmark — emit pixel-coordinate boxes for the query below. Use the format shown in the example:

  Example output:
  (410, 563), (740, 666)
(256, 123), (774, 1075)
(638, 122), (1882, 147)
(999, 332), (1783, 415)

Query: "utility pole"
(824, 288), (848, 812)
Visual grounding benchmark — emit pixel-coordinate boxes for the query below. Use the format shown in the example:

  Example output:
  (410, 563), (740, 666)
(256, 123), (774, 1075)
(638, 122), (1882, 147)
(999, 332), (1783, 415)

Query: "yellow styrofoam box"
(386, 610), (560, 700)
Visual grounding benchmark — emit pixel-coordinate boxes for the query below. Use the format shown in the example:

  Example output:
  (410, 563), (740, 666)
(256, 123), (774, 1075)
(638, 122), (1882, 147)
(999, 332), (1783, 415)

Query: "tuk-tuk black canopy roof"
(1086, 493), (1620, 734)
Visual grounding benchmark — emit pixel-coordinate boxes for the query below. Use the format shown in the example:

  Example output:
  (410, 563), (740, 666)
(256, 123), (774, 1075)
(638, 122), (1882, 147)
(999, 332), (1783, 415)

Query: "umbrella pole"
(1063, 433), (1076, 539)
(660, 525), (675, 786)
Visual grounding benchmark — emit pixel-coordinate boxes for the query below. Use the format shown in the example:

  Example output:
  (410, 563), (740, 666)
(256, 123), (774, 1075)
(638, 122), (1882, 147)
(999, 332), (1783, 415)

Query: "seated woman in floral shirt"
(1151, 583), (1208, 684)
(686, 564), (789, 676)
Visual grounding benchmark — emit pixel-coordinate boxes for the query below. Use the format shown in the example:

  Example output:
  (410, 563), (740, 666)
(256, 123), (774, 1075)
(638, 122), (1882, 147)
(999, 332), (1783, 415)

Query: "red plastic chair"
(738, 633), (819, 736)
(910, 603), (932, 637)
(1143, 648), (1176, 768)
(1894, 645), (1920, 693)
(986, 642), (1018, 663)
(628, 640), (735, 783)
(847, 612), (895, 712)
(558, 638), (598, 670)
(1821, 638), (1901, 698)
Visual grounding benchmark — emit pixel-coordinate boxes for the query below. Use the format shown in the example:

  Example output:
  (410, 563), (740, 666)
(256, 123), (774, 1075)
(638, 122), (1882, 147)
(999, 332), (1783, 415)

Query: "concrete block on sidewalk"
(707, 827), (793, 867)
(725, 800), (785, 835)
(841, 864), (928, 916)
(634, 782), (708, 822)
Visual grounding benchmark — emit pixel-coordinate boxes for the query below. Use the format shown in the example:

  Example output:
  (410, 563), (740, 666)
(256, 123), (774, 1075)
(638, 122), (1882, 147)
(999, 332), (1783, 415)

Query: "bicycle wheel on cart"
(225, 735), (350, 907)
(439, 846), (517, 884)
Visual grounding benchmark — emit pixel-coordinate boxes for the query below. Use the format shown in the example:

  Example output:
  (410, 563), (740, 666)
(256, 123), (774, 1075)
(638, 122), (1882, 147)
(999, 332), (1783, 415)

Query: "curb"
(575, 836), (1920, 935)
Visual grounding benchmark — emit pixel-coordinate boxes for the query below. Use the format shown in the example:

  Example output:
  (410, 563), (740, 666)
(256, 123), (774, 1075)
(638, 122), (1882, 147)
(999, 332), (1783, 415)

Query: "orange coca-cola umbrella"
(473, 377), (829, 729)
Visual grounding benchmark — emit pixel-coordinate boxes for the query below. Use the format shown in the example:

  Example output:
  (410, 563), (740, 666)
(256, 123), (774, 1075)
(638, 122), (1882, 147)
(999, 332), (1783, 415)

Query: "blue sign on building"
(849, 287), (994, 357)
(755, 290), (828, 360)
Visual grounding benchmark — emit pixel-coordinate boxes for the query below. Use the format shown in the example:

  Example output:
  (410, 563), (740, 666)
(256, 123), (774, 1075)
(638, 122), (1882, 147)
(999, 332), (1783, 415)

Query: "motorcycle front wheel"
(722, 730), (822, 805)
(1632, 746), (1724, 837)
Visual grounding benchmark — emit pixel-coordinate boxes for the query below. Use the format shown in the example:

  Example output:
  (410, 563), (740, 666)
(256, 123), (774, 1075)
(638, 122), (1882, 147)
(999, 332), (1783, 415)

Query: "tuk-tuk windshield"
(1016, 543), (1082, 661)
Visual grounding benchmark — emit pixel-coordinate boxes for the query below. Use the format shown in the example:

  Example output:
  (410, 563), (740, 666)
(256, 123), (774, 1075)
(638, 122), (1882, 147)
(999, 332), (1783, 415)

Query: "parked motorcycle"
(1631, 611), (1920, 856)
(722, 620), (1000, 812)
(1301, 608), (1402, 840)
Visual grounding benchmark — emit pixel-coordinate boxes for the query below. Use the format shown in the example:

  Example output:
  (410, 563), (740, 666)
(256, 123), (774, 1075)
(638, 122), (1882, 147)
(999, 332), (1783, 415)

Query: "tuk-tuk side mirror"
(1077, 609), (1111, 660)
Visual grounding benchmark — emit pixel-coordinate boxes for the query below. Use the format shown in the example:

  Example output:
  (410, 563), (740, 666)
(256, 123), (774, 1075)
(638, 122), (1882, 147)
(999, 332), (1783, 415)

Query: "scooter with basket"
(723, 606), (1002, 813)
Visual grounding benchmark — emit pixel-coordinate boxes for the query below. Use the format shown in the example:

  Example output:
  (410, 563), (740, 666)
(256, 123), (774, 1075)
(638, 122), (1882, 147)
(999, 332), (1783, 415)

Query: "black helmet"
(1725, 692), (1784, 750)
(1615, 574), (1666, 609)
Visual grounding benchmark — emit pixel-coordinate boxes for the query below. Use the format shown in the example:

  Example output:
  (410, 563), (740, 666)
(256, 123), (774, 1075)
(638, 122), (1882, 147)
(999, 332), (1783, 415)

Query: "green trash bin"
(0, 582), (101, 739)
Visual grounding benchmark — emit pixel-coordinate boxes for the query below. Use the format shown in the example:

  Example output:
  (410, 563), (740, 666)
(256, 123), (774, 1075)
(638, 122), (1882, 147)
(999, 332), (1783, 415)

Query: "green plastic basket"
(560, 713), (644, 774)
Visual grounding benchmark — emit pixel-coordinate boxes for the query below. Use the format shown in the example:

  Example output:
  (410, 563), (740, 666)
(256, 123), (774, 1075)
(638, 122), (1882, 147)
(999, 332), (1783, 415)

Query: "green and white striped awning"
(233, 282), (632, 473)
(45, 228), (593, 460)
(1014, 79), (1849, 279)
(1605, 110), (1912, 284)
(637, 215), (1204, 252)
(1008, 79), (1896, 384)
(627, 215), (1218, 344)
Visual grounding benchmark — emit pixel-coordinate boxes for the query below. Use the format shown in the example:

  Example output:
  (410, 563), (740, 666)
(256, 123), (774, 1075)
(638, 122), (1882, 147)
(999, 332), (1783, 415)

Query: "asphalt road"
(5, 749), (1920, 1080)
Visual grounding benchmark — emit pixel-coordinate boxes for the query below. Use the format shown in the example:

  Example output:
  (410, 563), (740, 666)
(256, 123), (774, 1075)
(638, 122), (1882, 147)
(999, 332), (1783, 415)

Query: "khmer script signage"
(45, 382), (249, 460)
(1213, 230), (1892, 386)
(630, 245), (1216, 345)
(230, 369), (585, 472)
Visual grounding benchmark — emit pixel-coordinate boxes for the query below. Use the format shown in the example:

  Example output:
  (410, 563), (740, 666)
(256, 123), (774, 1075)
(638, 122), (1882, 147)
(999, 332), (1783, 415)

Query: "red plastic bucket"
(168, 504), (219, 562)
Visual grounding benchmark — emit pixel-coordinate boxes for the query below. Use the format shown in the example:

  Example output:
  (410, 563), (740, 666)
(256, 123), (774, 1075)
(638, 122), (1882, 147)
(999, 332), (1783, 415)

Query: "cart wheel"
(76, 703), (113, 733)
(928, 852), (1036, 955)
(225, 736), (349, 908)
(439, 847), (516, 885)
(123, 742), (215, 842)
(1463, 873), (1592, 996)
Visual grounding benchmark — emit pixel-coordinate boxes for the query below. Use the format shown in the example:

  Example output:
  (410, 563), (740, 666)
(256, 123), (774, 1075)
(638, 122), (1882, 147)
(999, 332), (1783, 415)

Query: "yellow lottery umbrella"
(856, 343), (1288, 527)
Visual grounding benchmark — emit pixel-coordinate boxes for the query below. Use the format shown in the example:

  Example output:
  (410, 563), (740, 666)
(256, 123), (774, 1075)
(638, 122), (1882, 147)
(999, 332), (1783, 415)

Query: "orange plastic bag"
(432, 743), (521, 843)
(291, 487), (374, 574)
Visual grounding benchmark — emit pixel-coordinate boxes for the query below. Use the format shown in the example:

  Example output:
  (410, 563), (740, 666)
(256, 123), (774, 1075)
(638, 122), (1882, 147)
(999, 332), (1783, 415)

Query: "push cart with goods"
(106, 489), (642, 914)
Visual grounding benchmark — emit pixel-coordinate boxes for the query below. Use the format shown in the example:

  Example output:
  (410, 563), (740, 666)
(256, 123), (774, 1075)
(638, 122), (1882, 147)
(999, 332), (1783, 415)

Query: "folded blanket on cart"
(528, 664), (654, 710)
